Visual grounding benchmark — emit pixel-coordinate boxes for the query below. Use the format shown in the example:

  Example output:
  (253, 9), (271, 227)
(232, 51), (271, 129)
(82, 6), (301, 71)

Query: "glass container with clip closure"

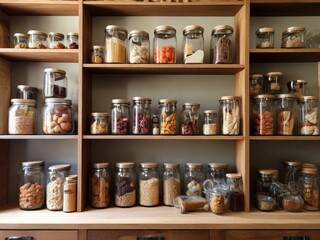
(182, 25), (204, 64)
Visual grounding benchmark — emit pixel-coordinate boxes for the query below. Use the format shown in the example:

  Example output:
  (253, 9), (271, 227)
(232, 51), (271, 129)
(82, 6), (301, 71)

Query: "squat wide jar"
(28, 30), (47, 49)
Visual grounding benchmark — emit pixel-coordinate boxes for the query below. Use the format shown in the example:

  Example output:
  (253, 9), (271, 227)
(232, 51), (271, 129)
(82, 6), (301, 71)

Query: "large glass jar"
(255, 27), (274, 48)
(275, 94), (296, 136)
(111, 99), (130, 135)
(226, 173), (244, 212)
(256, 169), (278, 211)
(132, 97), (151, 135)
(115, 162), (136, 207)
(66, 32), (79, 49)
(207, 163), (228, 187)
(139, 162), (159, 207)
(43, 68), (67, 98)
(184, 163), (204, 196)
(163, 163), (180, 206)
(287, 79), (308, 98)
(128, 30), (150, 64)
(219, 96), (241, 135)
(250, 74), (264, 96)
(203, 110), (218, 136)
(18, 161), (45, 210)
(105, 25), (127, 63)
(265, 72), (283, 95)
(153, 25), (176, 64)
(90, 162), (110, 208)
(299, 167), (319, 211)
(48, 32), (65, 49)
(297, 96), (319, 135)
(14, 33), (28, 49)
(90, 112), (109, 135)
(159, 99), (177, 135)
(42, 98), (73, 134)
(27, 30), (47, 49)
(8, 99), (37, 135)
(210, 25), (233, 64)
(281, 26), (305, 48)
(182, 25), (204, 64)
(181, 103), (200, 135)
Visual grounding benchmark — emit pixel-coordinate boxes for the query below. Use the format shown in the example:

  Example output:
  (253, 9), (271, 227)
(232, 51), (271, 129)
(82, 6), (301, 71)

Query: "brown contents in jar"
(175, 196), (209, 214)
(277, 110), (294, 135)
(161, 112), (176, 135)
(133, 113), (149, 134)
(43, 106), (72, 134)
(115, 190), (136, 207)
(19, 182), (43, 209)
(181, 120), (199, 135)
(91, 55), (104, 64)
(253, 111), (273, 135)
(214, 37), (231, 64)
(91, 177), (110, 208)
(69, 42), (78, 49)
(302, 186), (319, 211)
(163, 177), (180, 206)
(139, 178), (159, 206)
(209, 194), (225, 214)
(15, 43), (28, 49)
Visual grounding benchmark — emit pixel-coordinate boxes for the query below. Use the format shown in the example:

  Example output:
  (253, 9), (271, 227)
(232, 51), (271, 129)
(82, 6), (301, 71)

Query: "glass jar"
(14, 33), (28, 49)
(91, 45), (104, 64)
(115, 162), (136, 207)
(256, 169), (278, 211)
(128, 30), (150, 64)
(275, 94), (296, 136)
(90, 162), (110, 208)
(153, 25), (177, 64)
(281, 161), (301, 186)
(42, 98), (73, 134)
(297, 96), (319, 135)
(18, 161), (45, 210)
(27, 30), (47, 49)
(182, 25), (204, 64)
(66, 32), (79, 49)
(110, 99), (130, 135)
(299, 167), (319, 211)
(90, 112), (109, 134)
(287, 79), (308, 98)
(203, 110), (218, 136)
(163, 163), (180, 206)
(152, 115), (160, 135)
(252, 95), (275, 136)
(48, 32), (65, 49)
(255, 27), (274, 48)
(132, 96), (151, 135)
(181, 103), (200, 135)
(16, 85), (38, 100)
(139, 162), (159, 207)
(184, 163), (204, 196)
(47, 164), (71, 211)
(207, 163), (228, 186)
(250, 74), (264, 96)
(159, 99), (177, 135)
(210, 25), (233, 64)
(8, 99), (37, 135)
(226, 173), (244, 212)
(63, 175), (77, 212)
(265, 72), (283, 95)
(43, 68), (67, 98)
(281, 26), (305, 48)
(219, 96), (241, 135)
(105, 25), (127, 63)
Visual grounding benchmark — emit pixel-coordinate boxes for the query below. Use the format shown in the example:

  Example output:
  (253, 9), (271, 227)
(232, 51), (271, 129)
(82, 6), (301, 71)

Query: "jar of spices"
(139, 162), (159, 207)
(14, 33), (28, 49)
(66, 32), (79, 49)
(210, 25), (233, 64)
(110, 99), (130, 135)
(207, 163), (228, 187)
(255, 27), (274, 48)
(219, 96), (241, 135)
(252, 94), (275, 136)
(280, 161), (301, 186)
(275, 94), (296, 136)
(48, 32), (65, 49)
(299, 167), (319, 211)
(163, 163), (180, 206)
(250, 74), (264, 96)
(184, 163), (204, 196)
(8, 99), (37, 135)
(43, 68), (67, 98)
(105, 25), (127, 63)
(132, 97), (151, 135)
(18, 161), (45, 210)
(42, 98), (73, 134)
(90, 112), (109, 134)
(297, 96), (319, 135)
(281, 26), (305, 48)
(153, 25), (177, 64)
(203, 110), (218, 136)
(265, 72), (283, 95)
(256, 169), (278, 211)
(287, 79), (308, 98)
(182, 25), (204, 64)
(128, 30), (150, 64)
(152, 115), (160, 135)
(159, 99), (177, 135)
(16, 85), (38, 100)
(226, 173), (244, 212)
(91, 45), (104, 64)
(115, 162), (136, 207)
(90, 163), (110, 208)
(63, 175), (77, 212)
(181, 103), (200, 135)
(27, 30), (47, 49)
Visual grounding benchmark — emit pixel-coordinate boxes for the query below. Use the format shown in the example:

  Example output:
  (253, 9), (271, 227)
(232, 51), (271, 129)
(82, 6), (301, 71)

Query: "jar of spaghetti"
(210, 25), (233, 64)
(153, 25), (176, 64)
(105, 25), (127, 63)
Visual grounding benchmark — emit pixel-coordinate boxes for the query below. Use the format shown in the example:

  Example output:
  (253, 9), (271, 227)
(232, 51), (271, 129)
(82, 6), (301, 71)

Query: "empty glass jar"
(111, 99), (130, 135)
(128, 30), (150, 64)
(255, 27), (274, 48)
(210, 25), (233, 64)
(105, 25), (127, 63)
(153, 25), (177, 64)
(43, 68), (67, 98)
(206, 163), (228, 187)
(181, 103), (200, 135)
(182, 25), (204, 64)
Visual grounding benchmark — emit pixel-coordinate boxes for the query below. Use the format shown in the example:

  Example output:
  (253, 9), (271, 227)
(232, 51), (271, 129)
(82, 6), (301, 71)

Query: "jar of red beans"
(132, 97), (151, 135)
(153, 25), (176, 64)
(181, 103), (200, 135)
(111, 99), (130, 135)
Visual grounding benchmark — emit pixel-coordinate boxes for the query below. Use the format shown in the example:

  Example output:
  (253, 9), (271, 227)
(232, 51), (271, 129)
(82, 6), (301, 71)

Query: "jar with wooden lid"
(207, 163), (228, 187)
(182, 25), (204, 64)
(90, 163), (110, 208)
(275, 94), (296, 136)
(128, 30), (150, 64)
(255, 27), (274, 48)
(280, 161), (301, 186)
(139, 162), (159, 207)
(226, 173), (244, 212)
(90, 112), (109, 134)
(159, 99), (177, 135)
(48, 32), (65, 49)
(17, 85), (38, 100)
(297, 96), (319, 135)
(105, 25), (127, 63)
(163, 163), (180, 206)
(184, 163), (204, 196)
(66, 32), (79, 49)
(63, 175), (77, 212)
(27, 30), (47, 49)
(153, 25), (176, 64)
(287, 79), (308, 98)
(256, 169), (278, 211)
(181, 103), (200, 135)
(203, 110), (218, 135)
(219, 96), (241, 135)
(250, 74), (264, 96)
(281, 26), (305, 48)
(132, 96), (151, 135)
(14, 33), (28, 49)
(265, 72), (283, 95)
(210, 25), (233, 64)
(299, 167), (319, 211)
(43, 68), (67, 98)
(110, 99), (130, 135)
(91, 45), (104, 64)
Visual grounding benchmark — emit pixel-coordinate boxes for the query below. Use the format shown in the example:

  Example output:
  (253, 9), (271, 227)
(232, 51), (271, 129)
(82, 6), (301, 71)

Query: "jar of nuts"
(14, 33), (28, 49)
(281, 26), (305, 48)
(66, 32), (79, 49)
(275, 94), (296, 136)
(128, 30), (150, 64)
(90, 112), (109, 134)
(297, 96), (319, 135)
(105, 25), (127, 63)
(184, 163), (204, 196)
(265, 72), (283, 95)
(153, 25), (177, 64)
(18, 161), (45, 210)
(219, 96), (241, 135)
(48, 32), (65, 49)
(255, 27), (274, 48)
(90, 163), (110, 208)
(132, 97), (151, 135)
(91, 45), (104, 64)
(159, 99), (177, 135)
(27, 30), (48, 49)
(163, 163), (180, 206)
(181, 103), (200, 135)
(43, 68), (68, 98)
(182, 25), (204, 64)
(210, 25), (233, 64)
(111, 99), (130, 135)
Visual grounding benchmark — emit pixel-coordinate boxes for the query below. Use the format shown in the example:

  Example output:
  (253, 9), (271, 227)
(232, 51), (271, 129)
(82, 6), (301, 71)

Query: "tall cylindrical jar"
(111, 99), (130, 135)
(27, 30), (47, 49)
(219, 96), (241, 135)
(90, 163), (110, 208)
(63, 175), (77, 213)
(139, 162), (159, 207)
(299, 167), (319, 211)
(159, 99), (177, 135)
(226, 173), (244, 212)
(265, 72), (283, 95)
(128, 30), (150, 64)
(181, 103), (200, 135)
(153, 25), (177, 64)
(18, 161), (45, 210)
(163, 163), (180, 206)
(105, 25), (127, 63)
(275, 94), (296, 136)
(203, 110), (218, 135)
(297, 96), (319, 135)
(43, 68), (67, 98)
(207, 163), (228, 186)
(182, 25), (204, 64)
(184, 163), (204, 196)
(210, 25), (233, 64)
(132, 97), (151, 135)
(255, 27), (274, 48)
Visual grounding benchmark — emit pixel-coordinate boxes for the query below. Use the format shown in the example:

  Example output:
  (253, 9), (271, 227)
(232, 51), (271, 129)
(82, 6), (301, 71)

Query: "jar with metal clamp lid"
(153, 25), (177, 64)
(159, 99), (177, 135)
(210, 25), (233, 64)
(181, 103), (200, 135)
(132, 96), (151, 135)
(128, 30), (150, 64)
(105, 25), (127, 63)
(182, 25), (204, 64)
(111, 99), (130, 134)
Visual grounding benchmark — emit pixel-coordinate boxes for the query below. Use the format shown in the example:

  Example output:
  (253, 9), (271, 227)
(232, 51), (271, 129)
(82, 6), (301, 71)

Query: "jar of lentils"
(163, 163), (180, 206)
(132, 97), (151, 135)
(281, 26), (305, 48)
(128, 30), (150, 64)
(111, 99), (130, 135)
(275, 94), (296, 136)
(159, 99), (177, 135)
(265, 72), (283, 94)
(255, 27), (274, 48)
(219, 96), (241, 135)
(105, 25), (127, 63)
(203, 110), (218, 136)
(181, 103), (200, 135)
(184, 163), (204, 196)
(210, 25), (233, 64)
(182, 25), (204, 64)
(27, 30), (47, 49)
(297, 96), (319, 135)
(90, 162), (110, 208)
(153, 25), (177, 64)
(139, 162), (159, 207)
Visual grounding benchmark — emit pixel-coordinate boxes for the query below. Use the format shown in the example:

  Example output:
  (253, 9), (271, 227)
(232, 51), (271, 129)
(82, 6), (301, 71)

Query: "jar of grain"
(210, 25), (233, 64)
(265, 72), (283, 95)
(128, 30), (150, 64)
(219, 96), (241, 135)
(182, 25), (204, 64)
(90, 163), (110, 208)
(184, 163), (204, 196)
(275, 94), (296, 136)
(48, 32), (65, 49)
(43, 68), (67, 98)
(90, 112), (109, 134)
(299, 167), (319, 211)
(250, 74), (264, 96)
(255, 27), (274, 48)
(297, 96), (319, 135)
(105, 25), (127, 63)
(91, 45), (104, 64)
(159, 99), (177, 135)
(203, 110), (218, 136)
(132, 96), (151, 135)
(281, 26), (305, 48)
(139, 162), (159, 207)
(153, 25), (177, 64)
(163, 163), (180, 206)
(14, 33), (28, 49)
(110, 99), (130, 135)
(66, 32), (79, 49)
(27, 30), (47, 49)
(63, 175), (77, 212)
(181, 103), (200, 135)
(287, 79), (308, 98)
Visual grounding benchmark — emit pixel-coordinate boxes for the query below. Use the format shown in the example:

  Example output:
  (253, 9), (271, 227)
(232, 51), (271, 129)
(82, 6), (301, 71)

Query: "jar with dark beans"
(210, 25), (233, 64)
(181, 103), (200, 135)
(111, 99), (130, 135)
(132, 97), (151, 135)
(66, 32), (79, 49)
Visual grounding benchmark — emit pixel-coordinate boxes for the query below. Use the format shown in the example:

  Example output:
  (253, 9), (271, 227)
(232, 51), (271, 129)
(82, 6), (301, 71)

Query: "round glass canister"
(275, 94), (296, 136)
(219, 96), (241, 135)
(27, 30), (47, 49)
(153, 25), (177, 64)
(90, 112), (109, 134)
(115, 162), (136, 207)
(210, 25), (233, 64)
(287, 79), (308, 98)
(18, 161), (45, 210)
(159, 99), (177, 135)
(90, 162), (110, 208)
(252, 94), (275, 136)
(203, 110), (218, 136)
(297, 96), (319, 135)
(139, 162), (159, 207)
(226, 173), (244, 212)
(163, 163), (180, 206)
(48, 32), (65, 49)
(132, 96), (151, 135)
(128, 30), (150, 64)
(207, 163), (228, 186)
(105, 25), (127, 63)
(255, 27), (274, 48)
(66, 32), (79, 49)
(281, 26), (305, 48)
(250, 74), (264, 96)
(184, 163), (204, 196)
(16, 85), (38, 100)
(14, 33), (28, 49)
(91, 45), (104, 64)
(182, 25), (204, 64)
(110, 99), (130, 135)
(256, 169), (278, 211)
(8, 99), (37, 135)
(299, 167), (319, 211)
(181, 103), (200, 135)
(43, 68), (67, 98)
(265, 72), (283, 95)
(42, 98), (73, 134)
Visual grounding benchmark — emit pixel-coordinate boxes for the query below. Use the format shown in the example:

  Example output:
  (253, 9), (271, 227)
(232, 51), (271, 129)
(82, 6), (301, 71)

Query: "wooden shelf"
(250, 136), (320, 141)
(0, 135), (78, 140)
(84, 135), (244, 140)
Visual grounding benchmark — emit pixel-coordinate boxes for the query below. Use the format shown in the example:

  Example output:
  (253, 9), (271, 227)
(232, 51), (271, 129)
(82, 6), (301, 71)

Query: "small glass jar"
(182, 25), (204, 64)
(252, 94), (275, 136)
(153, 25), (177, 64)
(159, 99), (177, 135)
(128, 30), (150, 64)
(90, 162), (110, 208)
(8, 99), (37, 135)
(16, 85), (38, 100)
(139, 162), (159, 207)
(250, 74), (264, 96)
(256, 169), (278, 211)
(184, 163), (204, 196)
(297, 96), (319, 135)
(265, 72), (283, 95)
(163, 163), (180, 206)
(90, 112), (109, 134)
(14, 33), (28, 49)
(132, 97), (151, 135)
(181, 103), (200, 135)
(105, 25), (127, 63)
(42, 98), (73, 134)
(255, 27), (274, 48)
(27, 30), (47, 49)
(287, 79), (308, 98)
(275, 94), (296, 136)
(91, 45), (104, 64)
(115, 162), (136, 207)
(210, 25), (233, 64)
(18, 161), (45, 210)
(43, 68), (67, 98)
(299, 167), (319, 211)
(219, 96), (241, 135)
(203, 110), (218, 136)
(207, 163), (228, 187)
(226, 173), (244, 212)
(280, 161), (301, 185)
(152, 115), (160, 135)
(48, 32), (65, 49)
(110, 99), (130, 135)
(281, 26), (305, 48)
(63, 175), (77, 212)
(66, 32), (79, 49)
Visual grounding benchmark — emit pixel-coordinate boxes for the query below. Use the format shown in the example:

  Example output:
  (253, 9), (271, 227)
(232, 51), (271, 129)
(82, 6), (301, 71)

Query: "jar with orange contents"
(153, 25), (176, 64)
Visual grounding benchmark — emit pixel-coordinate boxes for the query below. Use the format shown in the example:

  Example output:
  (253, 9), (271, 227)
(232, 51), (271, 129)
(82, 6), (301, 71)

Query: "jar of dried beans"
(226, 173), (244, 212)
(210, 25), (233, 64)
(132, 97), (151, 135)
(265, 72), (283, 95)
(287, 79), (308, 98)
(219, 96), (241, 135)
(90, 162), (110, 208)
(203, 110), (218, 135)
(255, 27), (274, 48)
(14, 33), (28, 49)
(281, 26), (305, 48)
(90, 112), (109, 134)
(299, 167), (319, 211)
(91, 45), (104, 64)
(128, 30), (150, 64)
(250, 74), (264, 96)
(105, 25), (127, 63)
(275, 94), (296, 136)
(66, 32), (79, 49)
(184, 163), (204, 196)
(153, 25), (176, 64)
(111, 99), (130, 135)
(181, 103), (200, 135)
(27, 30), (47, 49)
(182, 25), (204, 64)
(43, 68), (67, 98)
(48, 32), (65, 49)
(163, 163), (180, 206)
(139, 162), (159, 207)
(159, 99), (177, 135)
(297, 96), (319, 135)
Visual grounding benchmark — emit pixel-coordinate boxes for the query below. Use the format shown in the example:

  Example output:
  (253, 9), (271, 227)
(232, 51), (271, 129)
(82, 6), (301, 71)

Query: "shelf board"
(83, 135), (244, 140)
(250, 136), (320, 141)
(0, 135), (78, 140)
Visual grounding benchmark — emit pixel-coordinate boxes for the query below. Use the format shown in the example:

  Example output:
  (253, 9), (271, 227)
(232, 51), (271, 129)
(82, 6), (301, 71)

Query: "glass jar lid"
(183, 102), (200, 108)
(45, 98), (72, 105)
(251, 74), (264, 78)
(204, 110), (218, 115)
(284, 161), (301, 167)
(133, 96), (151, 102)
(154, 25), (176, 35)
(212, 25), (233, 35)
(17, 85), (38, 92)
(301, 162), (317, 169)
(140, 162), (159, 169)
(186, 162), (203, 169)
(297, 96), (318, 102)
(91, 112), (109, 117)
(258, 169), (278, 175)
(226, 173), (241, 179)
(93, 162), (110, 169)
(283, 26), (305, 35)
(219, 96), (240, 101)
(11, 98), (36, 106)
(44, 68), (66, 75)
(48, 164), (71, 172)
(158, 99), (177, 104)
(105, 25), (128, 37)
(116, 162), (136, 169)
(111, 99), (130, 105)
(65, 175), (77, 182)
(27, 30), (47, 37)
(301, 167), (318, 175)
(256, 27), (275, 34)
(208, 163), (228, 170)
(129, 30), (149, 39)
(183, 25), (204, 36)
(21, 160), (44, 168)
(266, 72), (283, 77)
(295, 79), (307, 84)
(275, 94), (296, 99)
(93, 45), (104, 50)
(48, 32), (64, 38)
(253, 94), (275, 99)
(163, 163), (179, 169)
(67, 32), (78, 37)
(14, 33), (28, 38)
